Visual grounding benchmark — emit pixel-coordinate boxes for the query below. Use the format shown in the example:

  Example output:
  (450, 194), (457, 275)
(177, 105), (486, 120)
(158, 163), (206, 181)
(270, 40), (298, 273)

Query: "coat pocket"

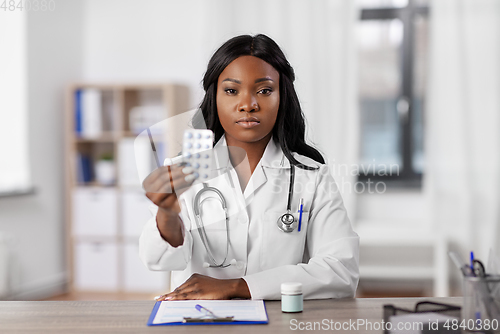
(259, 210), (309, 271)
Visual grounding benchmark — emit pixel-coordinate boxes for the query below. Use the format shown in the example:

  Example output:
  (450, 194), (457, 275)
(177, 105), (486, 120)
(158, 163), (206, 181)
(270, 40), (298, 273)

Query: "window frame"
(357, 1), (429, 188)
(0, 10), (34, 197)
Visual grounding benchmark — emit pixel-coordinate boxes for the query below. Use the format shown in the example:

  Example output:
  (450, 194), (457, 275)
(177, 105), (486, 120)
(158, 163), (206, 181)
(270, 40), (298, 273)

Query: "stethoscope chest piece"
(277, 211), (296, 233)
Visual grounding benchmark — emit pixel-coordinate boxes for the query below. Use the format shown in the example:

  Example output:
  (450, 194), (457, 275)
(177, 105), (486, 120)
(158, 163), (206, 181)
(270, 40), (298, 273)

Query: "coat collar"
(213, 134), (290, 170)
(212, 134), (290, 199)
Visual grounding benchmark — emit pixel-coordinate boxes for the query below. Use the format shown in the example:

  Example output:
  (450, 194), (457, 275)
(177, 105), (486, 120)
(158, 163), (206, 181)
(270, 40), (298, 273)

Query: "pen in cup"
(449, 251), (472, 277)
(470, 251), (475, 275)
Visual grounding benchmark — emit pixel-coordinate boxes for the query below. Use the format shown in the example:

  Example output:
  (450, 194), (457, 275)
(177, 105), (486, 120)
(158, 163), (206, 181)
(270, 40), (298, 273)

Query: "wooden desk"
(0, 297), (461, 333)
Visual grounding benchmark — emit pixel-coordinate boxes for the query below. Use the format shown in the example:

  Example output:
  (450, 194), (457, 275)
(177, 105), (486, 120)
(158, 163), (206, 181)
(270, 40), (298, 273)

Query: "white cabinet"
(72, 188), (117, 237)
(122, 242), (169, 292)
(122, 190), (153, 239)
(74, 241), (118, 291)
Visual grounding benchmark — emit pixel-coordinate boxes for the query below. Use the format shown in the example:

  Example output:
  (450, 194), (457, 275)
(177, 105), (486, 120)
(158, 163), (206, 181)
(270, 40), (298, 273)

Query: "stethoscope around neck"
(193, 164), (297, 269)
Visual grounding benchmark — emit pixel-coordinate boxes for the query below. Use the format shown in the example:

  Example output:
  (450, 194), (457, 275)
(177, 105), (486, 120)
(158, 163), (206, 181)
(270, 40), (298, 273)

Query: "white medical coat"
(139, 136), (359, 300)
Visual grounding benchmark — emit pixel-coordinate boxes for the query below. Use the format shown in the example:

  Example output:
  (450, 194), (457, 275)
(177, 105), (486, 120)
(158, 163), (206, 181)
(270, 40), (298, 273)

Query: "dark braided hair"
(192, 34), (324, 169)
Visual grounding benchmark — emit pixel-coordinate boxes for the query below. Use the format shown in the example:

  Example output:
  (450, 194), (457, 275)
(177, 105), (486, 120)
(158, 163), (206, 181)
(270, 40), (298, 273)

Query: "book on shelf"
(129, 105), (165, 135)
(75, 89), (103, 138)
(75, 90), (82, 134)
(76, 153), (93, 184)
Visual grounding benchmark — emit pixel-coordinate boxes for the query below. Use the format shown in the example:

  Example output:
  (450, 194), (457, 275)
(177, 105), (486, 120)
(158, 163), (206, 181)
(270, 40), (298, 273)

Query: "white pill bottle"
(281, 282), (303, 313)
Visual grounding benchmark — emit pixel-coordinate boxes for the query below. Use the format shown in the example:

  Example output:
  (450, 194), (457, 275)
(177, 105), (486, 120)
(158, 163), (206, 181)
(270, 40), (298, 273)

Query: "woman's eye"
(258, 88), (272, 95)
(224, 88), (237, 95)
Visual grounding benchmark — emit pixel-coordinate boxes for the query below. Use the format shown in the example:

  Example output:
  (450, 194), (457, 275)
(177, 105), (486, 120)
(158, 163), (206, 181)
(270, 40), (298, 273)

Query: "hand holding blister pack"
(139, 113), (249, 197)
(163, 129), (214, 184)
(180, 129), (214, 183)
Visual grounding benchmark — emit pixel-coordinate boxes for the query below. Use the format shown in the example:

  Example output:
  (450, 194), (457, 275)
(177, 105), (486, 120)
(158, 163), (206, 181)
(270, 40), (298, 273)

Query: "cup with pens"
(449, 251), (500, 332)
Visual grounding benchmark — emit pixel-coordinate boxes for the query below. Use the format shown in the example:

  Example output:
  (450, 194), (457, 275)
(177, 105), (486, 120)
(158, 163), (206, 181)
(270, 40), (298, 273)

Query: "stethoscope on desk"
(193, 164), (297, 268)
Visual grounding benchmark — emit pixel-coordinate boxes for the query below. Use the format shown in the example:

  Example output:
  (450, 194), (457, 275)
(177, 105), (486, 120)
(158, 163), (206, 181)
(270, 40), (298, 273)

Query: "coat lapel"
(243, 163), (267, 200)
(243, 138), (288, 200)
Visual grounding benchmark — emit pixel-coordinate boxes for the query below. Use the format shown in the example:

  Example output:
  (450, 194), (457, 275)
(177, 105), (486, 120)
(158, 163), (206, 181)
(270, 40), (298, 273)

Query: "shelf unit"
(64, 83), (189, 293)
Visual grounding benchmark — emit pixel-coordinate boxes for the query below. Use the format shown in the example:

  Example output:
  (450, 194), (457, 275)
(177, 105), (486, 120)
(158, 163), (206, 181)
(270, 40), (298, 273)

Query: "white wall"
(356, 190), (429, 227)
(83, 0), (211, 108)
(0, 1), (84, 299)
(0, 11), (31, 194)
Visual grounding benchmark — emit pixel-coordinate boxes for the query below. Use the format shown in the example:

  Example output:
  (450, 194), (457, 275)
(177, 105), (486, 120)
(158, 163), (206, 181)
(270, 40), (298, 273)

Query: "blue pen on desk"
(195, 304), (217, 318)
(298, 198), (304, 232)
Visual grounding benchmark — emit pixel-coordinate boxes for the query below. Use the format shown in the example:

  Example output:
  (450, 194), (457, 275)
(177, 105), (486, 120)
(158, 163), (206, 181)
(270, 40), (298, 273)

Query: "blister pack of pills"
(182, 129), (214, 180)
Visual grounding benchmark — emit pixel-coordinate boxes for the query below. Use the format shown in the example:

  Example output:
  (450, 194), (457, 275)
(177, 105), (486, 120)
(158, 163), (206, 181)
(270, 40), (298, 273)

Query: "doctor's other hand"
(156, 274), (251, 301)
(143, 164), (196, 247)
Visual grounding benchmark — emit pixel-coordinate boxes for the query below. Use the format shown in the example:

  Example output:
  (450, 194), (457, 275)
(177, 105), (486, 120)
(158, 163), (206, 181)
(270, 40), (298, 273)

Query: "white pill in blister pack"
(182, 129), (214, 180)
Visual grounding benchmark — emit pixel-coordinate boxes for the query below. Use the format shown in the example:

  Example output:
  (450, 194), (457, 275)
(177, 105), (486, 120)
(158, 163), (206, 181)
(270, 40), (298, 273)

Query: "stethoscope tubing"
(193, 183), (231, 268)
(286, 164), (295, 212)
(194, 162), (297, 268)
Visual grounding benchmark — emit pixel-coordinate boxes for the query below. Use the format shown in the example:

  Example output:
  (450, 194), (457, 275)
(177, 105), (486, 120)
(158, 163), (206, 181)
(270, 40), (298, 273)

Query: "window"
(0, 11), (32, 195)
(357, 0), (429, 187)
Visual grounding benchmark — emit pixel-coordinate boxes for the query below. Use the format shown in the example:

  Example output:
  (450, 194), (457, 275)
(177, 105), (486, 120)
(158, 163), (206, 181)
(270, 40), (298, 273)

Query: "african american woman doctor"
(140, 34), (359, 301)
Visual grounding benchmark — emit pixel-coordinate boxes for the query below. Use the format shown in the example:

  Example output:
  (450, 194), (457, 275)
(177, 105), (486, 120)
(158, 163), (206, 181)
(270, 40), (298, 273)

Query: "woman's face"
(216, 55), (280, 147)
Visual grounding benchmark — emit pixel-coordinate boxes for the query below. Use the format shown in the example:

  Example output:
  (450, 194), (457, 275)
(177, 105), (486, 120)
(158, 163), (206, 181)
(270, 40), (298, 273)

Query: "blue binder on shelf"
(75, 89), (82, 135)
(147, 300), (269, 326)
(76, 153), (92, 183)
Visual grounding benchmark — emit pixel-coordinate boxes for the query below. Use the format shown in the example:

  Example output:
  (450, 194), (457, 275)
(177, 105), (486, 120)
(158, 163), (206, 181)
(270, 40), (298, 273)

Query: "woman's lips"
(236, 121), (260, 128)
(236, 117), (260, 128)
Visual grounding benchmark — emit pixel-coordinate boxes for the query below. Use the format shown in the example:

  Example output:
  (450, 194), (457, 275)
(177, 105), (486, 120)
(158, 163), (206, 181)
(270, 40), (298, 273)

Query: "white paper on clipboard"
(151, 300), (268, 325)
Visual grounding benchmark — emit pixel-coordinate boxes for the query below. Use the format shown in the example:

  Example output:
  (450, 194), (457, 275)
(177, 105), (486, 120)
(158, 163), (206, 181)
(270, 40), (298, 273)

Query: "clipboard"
(147, 300), (269, 326)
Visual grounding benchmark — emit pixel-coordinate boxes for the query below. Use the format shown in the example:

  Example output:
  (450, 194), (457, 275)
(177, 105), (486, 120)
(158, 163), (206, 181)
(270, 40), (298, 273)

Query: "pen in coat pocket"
(298, 198), (304, 232)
